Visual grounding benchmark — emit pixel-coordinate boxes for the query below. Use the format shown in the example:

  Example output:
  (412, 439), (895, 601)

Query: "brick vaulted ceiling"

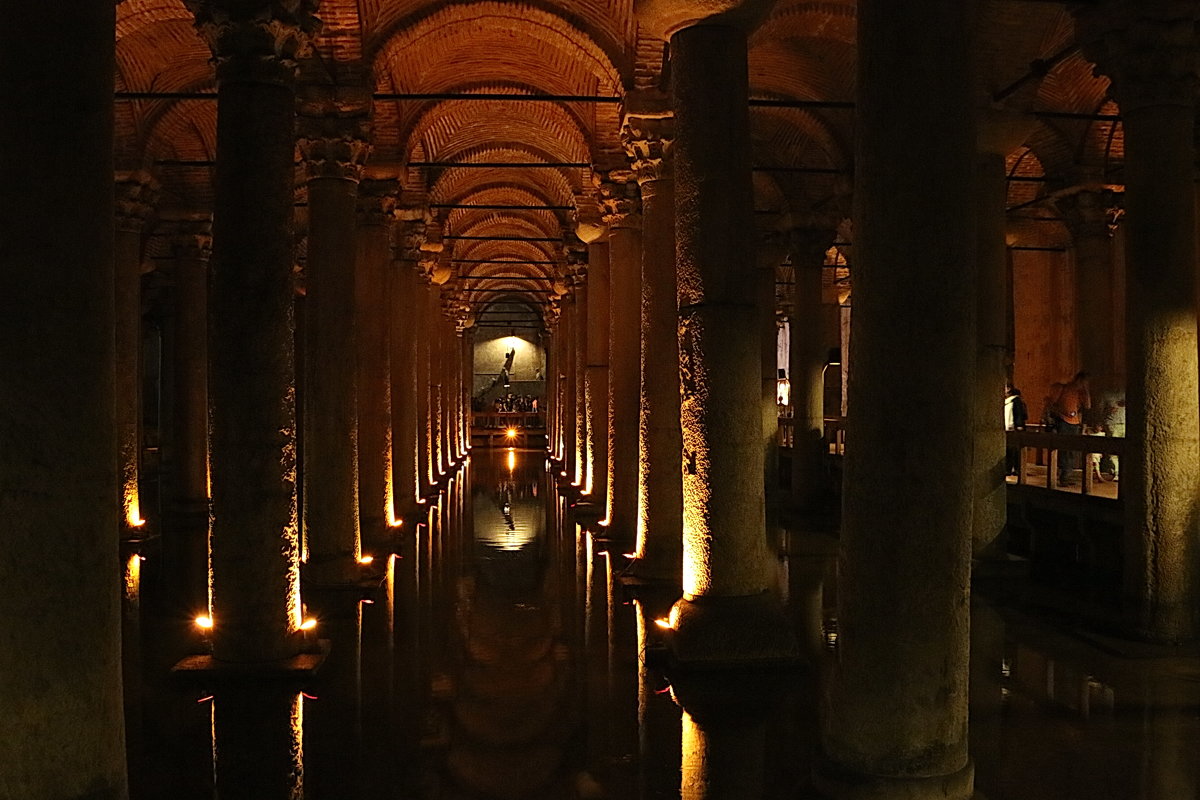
(115, 0), (1119, 322)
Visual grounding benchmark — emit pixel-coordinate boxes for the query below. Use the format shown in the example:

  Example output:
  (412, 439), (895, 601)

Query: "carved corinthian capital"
(357, 179), (398, 226)
(114, 170), (159, 232)
(171, 214), (214, 261)
(297, 116), (372, 182)
(1076, 1), (1199, 111)
(597, 170), (641, 230)
(622, 112), (675, 187)
(185, 0), (321, 77)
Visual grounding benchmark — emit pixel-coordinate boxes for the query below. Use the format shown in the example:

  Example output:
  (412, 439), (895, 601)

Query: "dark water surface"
(135, 448), (1200, 799)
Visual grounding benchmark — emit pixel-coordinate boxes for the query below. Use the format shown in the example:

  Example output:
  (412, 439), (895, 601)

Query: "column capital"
(622, 111), (675, 187)
(1076, 1), (1200, 111)
(394, 205), (431, 263)
(572, 193), (607, 243)
(185, 1), (320, 81)
(170, 214), (214, 260)
(357, 178), (398, 225)
(597, 172), (642, 230)
(1054, 187), (1124, 241)
(782, 215), (839, 267)
(114, 170), (159, 233)
(297, 116), (372, 183)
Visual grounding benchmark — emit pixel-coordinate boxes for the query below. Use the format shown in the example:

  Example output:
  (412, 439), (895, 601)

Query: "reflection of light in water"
(507, 447), (516, 473)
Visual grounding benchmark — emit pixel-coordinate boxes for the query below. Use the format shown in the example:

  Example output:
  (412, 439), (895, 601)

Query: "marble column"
(627, 113), (683, 582)
(0, 3), (127, 795)
(561, 288), (579, 483)
(546, 323), (560, 460)
(114, 171), (158, 537)
(819, 0), (975, 794)
(416, 279), (434, 496)
(787, 228), (834, 512)
(1081, 2), (1200, 642)
(582, 237), (611, 506)
(169, 215), (214, 616)
(391, 217), (423, 522)
(298, 121), (369, 583)
(757, 235), (785, 499)
(973, 146), (1012, 557)
(573, 267), (591, 489)
(602, 177), (643, 540)
(1058, 187), (1121, 398)
(193, 3), (320, 662)
(357, 178), (397, 548)
(665, 20), (797, 665)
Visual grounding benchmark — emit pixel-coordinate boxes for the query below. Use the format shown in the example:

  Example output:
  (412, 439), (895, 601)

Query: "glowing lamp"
(776, 368), (791, 406)
(299, 618), (318, 631)
(358, 555), (375, 565)
(195, 615), (213, 629)
(654, 618), (672, 630)
(505, 427), (517, 439)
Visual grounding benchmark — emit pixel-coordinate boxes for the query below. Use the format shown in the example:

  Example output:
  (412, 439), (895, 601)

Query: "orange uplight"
(654, 618), (672, 630)
(388, 517), (404, 528)
(195, 615), (214, 629)
(358, 555), (375, 565)
(505, 427), (517, 439)
(299, 618), (318, 631)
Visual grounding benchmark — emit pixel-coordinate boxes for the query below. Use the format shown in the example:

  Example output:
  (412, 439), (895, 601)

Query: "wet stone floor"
(134, 448), (1200, 799)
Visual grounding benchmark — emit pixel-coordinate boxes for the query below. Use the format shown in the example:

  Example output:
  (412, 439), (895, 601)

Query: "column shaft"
(820, 0), (975, 792)
(0, 4), (127, 795)
(575, 280), (590, 487)
(208, 51), (304, 662)
(586, 241), (611, 505)
(390, 265), (419, 518)
(606, 220), (642, 536)
(356, 191), (393, 547)
(788, 239), (830, 510)
(636, 171), (682, 581)
(303, 173), (361, 580)
(416, 284), (433, 495)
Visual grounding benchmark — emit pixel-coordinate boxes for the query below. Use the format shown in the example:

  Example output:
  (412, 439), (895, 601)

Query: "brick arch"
(428, 148), (581, 208)
(755, 1), (856, 47)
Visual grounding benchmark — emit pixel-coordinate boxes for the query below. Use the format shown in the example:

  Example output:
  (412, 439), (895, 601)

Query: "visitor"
(1004, 383), (1027, 477)
(1048, 371), (1090, 486)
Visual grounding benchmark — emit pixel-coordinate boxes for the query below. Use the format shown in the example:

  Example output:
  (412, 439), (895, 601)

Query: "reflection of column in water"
(584, 531), (609, 780)
(360, 555), (396, 795)
(784, 553), (828, 665)
(304, 593), (363, 799)
(393, 526), (423, 794)
(969, 598), (1006, 787)
(212, 687), (304, 800)
(635, 597), (682, 799)
(680, 708), (766, 800)
(605, 554), (640, 795)
(417, 520), (434, 733)
(1137, 680), (1199, 800)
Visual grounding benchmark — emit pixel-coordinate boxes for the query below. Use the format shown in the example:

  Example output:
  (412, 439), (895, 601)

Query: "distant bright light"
(505, 428), (518, 439)
(299, 618), (318, 631)
(195, 615), (213, 629)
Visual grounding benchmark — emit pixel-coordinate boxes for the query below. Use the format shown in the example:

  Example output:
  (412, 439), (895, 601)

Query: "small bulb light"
(195, 615), (213, 629)
(299, 618), (318, 631)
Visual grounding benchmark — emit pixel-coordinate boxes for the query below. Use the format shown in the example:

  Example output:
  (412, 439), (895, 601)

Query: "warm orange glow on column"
(123, 553), (142, 604)
(123, 481), (146, 529)
(507, 448), (517, 473)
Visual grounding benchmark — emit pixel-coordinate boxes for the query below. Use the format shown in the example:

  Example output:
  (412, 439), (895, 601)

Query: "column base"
(812, 757), (974, 800)
(665, 592), (801, 669)
(172, 639), (329, 682)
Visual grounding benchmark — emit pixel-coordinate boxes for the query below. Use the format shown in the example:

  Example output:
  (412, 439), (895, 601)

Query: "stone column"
(115, 171), (158, 537)
(439, 310), (455, 470)
(298, 120), (369, 583)
(660, 16), (797, 666)
(546, 322), (559, 460)
(626, 112), (683, 582)
(787, 228), (834, 512)
(819, 0), (975, 795)
(1080, 2), (1200, 642)
(602, 176), (643, 540)
(573, 267), (591, 489)
(461, 328), (474, 455)
(560, 288), (578, 482)
(391, 216), (423, 522)
(973, 110), (1035, 558)
(169, 215), (214, 616)
(1057, 187), (1121, 398)
(193, 2), (319, 662)
(584, 241), (611, 506)
(757, 235), (785, 499)
(357, 178), (397, 548)
(415, 279), (434, 496)
(0, 3), (127, 795)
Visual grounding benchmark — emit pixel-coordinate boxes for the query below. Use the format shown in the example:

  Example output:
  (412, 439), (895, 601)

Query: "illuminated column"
(974, 116), (1030, 557)
(662, 16), (798, 665)
(298, 120), (369, 583)
(562, 288), (579, 482)
(1057, 187), (1121, 396)
(787, 228), (834, 511)
(573, 263), (590, 488)
(460, 328), (473, 454)
(114, 171), (158, 537)
(194, 2), (319, 662)
(169, 214), (214, 616)
(819, 0), (975, 795)
(627, 112), (683, 582)
(0, 3), (127, 795)
(1081, 3), (1200, 642)
(757, 235), (785, 499)
(415, 279), (434, 495)
(390, 221), (422, 521)
(439, 310), (455, 470)
(357, 178), (397, 546)
(584, 240), (611, 507)
(602, 176), (642, 539)
(546, 323), (559, 459)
